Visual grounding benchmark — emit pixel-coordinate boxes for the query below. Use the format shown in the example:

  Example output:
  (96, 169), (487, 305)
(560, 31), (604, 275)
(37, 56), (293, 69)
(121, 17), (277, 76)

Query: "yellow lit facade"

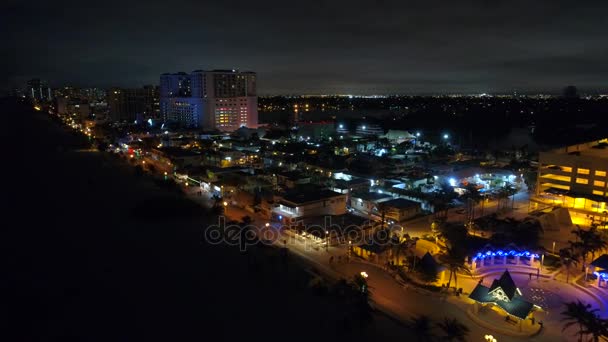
(536, 139), (608, 222)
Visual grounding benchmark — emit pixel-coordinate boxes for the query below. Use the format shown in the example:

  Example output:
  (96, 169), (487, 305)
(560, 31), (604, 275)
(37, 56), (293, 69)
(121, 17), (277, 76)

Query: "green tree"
(407, 315), (435, 342)
(439, 247), (471, 291)
(523, 170), (538, 192)
(436, 317), (470, 342)
(559, 247), (579, 283)
(571, 226), (607, 272)
(462, 183), (482, 224)
(588, 227), (608, 265)
(496, 183), (517, 212)
(432, 181), (457, 220)
(435, 222), (468, 250)
(512, 217), (544, 249)
(561, 300), (601, 342)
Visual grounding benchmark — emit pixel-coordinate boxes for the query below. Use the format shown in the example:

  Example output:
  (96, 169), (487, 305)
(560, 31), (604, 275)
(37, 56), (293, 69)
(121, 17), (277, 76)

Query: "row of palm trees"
(407, 315), (470, 342)
(559, 225), (608, 283)
(571, 225), (608, 272)
(431, 181), (518, 231)
(562, 300), (608, 341)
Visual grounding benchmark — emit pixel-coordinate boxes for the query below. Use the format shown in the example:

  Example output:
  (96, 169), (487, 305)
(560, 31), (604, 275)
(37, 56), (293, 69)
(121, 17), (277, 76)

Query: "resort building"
(469, 270), (536, 326)
(535, 138), (608, 223)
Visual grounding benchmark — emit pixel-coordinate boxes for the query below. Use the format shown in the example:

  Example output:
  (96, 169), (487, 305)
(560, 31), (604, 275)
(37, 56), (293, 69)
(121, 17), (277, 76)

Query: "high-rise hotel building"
(160, 70), (257, 130)
(536, 138), (608, 221)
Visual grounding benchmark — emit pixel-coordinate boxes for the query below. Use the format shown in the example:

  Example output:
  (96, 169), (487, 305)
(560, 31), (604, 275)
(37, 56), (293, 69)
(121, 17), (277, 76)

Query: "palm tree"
(559, 248), (579, 284)
(561, 300), (601, 342)
(376, 201), (390, 230)
(407, 315), (435, 342)
(505, 183), (518, 210)
(513, 217), (544, 249)
(589, 230), (608, 263)
(570, 226), (607, 273)
(587, 314), (608, 342)
(436, 317), (470, 342)
(391, 238), (412, 266)
(584, 227), (607, 267)
(433, 181), (457, 220)
(439, 247), (472, 291)
(462, 183), (481, 224)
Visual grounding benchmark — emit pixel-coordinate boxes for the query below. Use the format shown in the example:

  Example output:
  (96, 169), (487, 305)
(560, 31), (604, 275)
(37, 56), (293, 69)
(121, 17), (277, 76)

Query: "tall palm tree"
(587, 314), (608, 342)
(561, 300), (601, 342)
(514, 217), (544, 250)
(391, 239), (412, 266)
(462, 183), (481, 224)
(439, 247), (472, 291)
(586, 227), (607, 266)
(376, 201), (389, 231)
(505, 183), (518, 210)
(570, 226), (607, 273)
(407, 315), (435, 342)
(436, 317), (470, 342)
(559, 248), (579, 283)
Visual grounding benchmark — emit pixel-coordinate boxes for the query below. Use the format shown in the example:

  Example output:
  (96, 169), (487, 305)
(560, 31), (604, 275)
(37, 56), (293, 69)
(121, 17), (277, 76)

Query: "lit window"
(594, 181), (605, 187)
(593, 190), (604, 196)
(562, 167), (572, 172)
(576, 178), (589, 184)
(596, 171), (607, 177)
(577, 168), (590, 175)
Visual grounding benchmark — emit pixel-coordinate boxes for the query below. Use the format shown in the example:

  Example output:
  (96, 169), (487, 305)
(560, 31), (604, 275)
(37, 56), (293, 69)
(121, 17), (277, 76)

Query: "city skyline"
(3, 0), (608, 94)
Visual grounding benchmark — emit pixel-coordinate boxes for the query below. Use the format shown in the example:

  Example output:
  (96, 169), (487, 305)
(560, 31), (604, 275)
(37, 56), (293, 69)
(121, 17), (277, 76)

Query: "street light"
(223, 201), (228, 207)
(265, 223), (270, 228)
(416, 132), (420, 137)
(485, 335), (497, 342)
(360, 271), (369, 278)
(326, 230), (329, 251)
(443, 133), (449, 140)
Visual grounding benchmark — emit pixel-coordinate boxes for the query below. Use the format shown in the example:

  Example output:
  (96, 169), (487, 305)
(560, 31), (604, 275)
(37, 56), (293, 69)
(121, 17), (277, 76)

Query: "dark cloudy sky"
(2, 0), (607, 94)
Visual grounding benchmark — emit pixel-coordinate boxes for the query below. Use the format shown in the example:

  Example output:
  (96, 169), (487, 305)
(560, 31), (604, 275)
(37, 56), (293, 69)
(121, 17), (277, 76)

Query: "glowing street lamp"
(223, 201), (228, 207)
(360, 271), (369, 278)
(443, 133), (449, 140)
(265, 223), (270, 228)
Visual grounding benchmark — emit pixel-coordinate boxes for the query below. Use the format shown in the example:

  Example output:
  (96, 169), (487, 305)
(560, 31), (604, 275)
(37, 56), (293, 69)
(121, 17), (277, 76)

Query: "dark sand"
(3, 98), (409, 341)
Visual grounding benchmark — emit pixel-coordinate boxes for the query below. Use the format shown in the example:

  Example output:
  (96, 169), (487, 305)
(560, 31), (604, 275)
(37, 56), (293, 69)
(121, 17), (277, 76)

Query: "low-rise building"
(276, 171), (311, 189)
(150, 147), (202, 169)
(350, 192), (393, 216)
(380, 198), (422, 222)
(273, 189), (347, 224)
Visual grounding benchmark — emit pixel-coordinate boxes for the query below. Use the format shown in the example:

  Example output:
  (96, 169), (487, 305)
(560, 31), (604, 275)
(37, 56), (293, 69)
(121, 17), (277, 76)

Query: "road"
(133, 141), (559, 341)
(213, 189), (578, 341)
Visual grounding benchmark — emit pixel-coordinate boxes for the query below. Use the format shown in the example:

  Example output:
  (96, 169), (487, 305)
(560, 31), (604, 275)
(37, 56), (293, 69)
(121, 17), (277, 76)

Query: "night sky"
(3, 0), (608, 94)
